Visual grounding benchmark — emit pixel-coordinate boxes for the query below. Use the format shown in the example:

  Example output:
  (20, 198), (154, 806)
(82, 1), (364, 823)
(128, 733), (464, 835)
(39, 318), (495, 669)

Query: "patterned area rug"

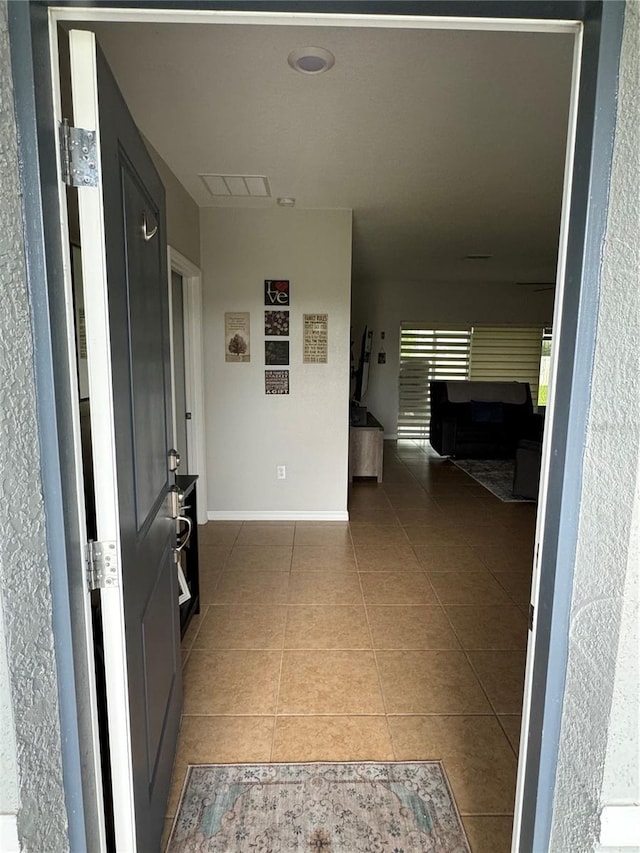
(452, 458), (534, 503)
(167, 762), (470, 852)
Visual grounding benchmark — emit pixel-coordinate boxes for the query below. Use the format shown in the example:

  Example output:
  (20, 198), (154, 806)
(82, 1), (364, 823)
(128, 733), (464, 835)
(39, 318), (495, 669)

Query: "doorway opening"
(46, 8), (584, 852)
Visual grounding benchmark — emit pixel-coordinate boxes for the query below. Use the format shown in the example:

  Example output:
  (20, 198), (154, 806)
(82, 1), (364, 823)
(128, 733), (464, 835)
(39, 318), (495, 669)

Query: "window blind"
(398, 328), (471, 438)
(469, 326), (544, 402)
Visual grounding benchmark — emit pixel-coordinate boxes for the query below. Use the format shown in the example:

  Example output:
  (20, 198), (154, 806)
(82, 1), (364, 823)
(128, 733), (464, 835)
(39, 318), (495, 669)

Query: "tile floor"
(166, 441), (535, 852)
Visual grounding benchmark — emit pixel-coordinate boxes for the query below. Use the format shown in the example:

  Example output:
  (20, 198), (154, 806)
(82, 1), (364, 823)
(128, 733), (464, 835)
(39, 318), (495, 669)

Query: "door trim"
(168, 247), (208, 525)
(67, 29), (137, 852)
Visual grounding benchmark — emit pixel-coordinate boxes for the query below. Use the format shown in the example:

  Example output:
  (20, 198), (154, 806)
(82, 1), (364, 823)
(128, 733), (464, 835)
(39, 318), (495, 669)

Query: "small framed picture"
(265, 370), (289, 395)
(265, 279), (290, 306)
(265, 310), (289, 336)
(265, 340), (290, 366)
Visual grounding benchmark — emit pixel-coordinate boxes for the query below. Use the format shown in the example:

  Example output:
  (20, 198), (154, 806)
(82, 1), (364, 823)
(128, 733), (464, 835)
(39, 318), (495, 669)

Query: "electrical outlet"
(277, 465), (286, 480)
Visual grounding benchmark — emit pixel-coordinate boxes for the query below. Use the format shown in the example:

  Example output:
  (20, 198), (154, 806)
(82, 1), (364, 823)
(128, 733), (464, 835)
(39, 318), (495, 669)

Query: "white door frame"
(45, 6), (589, 852)
(168, 246), (208, 524)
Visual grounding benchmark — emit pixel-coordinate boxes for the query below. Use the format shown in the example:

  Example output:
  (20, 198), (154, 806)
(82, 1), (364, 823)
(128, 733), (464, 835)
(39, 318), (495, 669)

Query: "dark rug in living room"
(167, 761), (471, 852)
(452, 458), (534, 503)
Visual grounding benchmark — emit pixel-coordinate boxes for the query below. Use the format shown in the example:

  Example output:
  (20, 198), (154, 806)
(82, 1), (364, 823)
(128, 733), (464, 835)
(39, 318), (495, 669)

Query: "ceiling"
(88, 20), (575, 286)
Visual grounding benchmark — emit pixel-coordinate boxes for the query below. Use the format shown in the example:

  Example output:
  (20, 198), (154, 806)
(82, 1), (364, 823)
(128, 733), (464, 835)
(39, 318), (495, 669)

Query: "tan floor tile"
(225, 545), (292, 572)
(197, 545), (231, 570)
(193, 605), (288, 649)
(359, 571), (437, 605)
(180, 607), (208, 652)
(434, 503), (495, 523)
(288, 571), (363, 605)
(198, 522), (241, 547)
(467, 651), (526, 714)
(347, 490), (392, 510)
(428, 572), (510, 605)
(235, 524), (295, 547)
(272, 716), (393, 761)
(212, 571), (290, 605)
(474, 543), (534, 573)
(284, 606), (371, 649)
(347, 507), (399, 524)
(349, 524), (410, 547)
(414, 545), (488, 573)
(402, 525), (460, 546)
(166, 715), (274, 816)
(491, 571), (533, 604)
(354, 545), (422, 572)
(386, 494), (437, 510)
(499, 715), (522, 755)
(367, 606), (460, 650)
(198, 568), (222, 604)
(461, 525), (513, 547)
(278, 650), (384, 714)
(382, 482), (424, 494)
(291, 545), (356, 572)
(388, 715), (517, 814)
(462, 816), (514, 853)
(377, 651), (490, 714)
(294, 523), (351, 547)
(394, 508), (449, 526)
(183, 650), (281, 714)
(445, 606), (529, 649)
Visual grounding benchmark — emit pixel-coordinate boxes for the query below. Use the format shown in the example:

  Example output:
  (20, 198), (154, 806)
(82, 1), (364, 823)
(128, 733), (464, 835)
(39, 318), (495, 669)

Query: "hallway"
(168, 440), (534, 851)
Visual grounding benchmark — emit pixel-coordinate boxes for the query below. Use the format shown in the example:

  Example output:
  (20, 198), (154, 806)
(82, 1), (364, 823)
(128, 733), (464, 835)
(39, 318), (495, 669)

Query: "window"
(398, 327), (471, 438)
(398, 325), (548, 439)
(469, 326), (546, 403)
(537, 327), (553, 406)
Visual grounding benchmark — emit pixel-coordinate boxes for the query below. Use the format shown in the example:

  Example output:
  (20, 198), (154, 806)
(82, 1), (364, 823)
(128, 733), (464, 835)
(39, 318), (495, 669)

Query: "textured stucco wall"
(550, 2), (640, 850)
(0, 2), (69, 849)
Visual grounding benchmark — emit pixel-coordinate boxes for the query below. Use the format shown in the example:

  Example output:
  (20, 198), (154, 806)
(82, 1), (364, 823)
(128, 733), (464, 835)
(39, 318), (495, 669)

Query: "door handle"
(142, 211), (158, 242)
(175, 514), (193, 552)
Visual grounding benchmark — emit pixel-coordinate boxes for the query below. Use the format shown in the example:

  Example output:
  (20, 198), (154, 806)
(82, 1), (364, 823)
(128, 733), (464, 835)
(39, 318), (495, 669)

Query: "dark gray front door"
(70, 30), (182, 851)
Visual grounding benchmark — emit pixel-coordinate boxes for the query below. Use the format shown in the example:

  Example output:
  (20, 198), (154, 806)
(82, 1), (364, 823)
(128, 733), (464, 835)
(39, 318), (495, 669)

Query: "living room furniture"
(513, 439), (542, 499)
(429, 380), (535, 458)
(349, 412), (384, 482)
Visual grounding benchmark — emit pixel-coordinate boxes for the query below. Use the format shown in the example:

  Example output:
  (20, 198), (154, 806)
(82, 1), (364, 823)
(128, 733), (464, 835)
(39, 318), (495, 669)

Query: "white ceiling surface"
(91, 22), (574, 284)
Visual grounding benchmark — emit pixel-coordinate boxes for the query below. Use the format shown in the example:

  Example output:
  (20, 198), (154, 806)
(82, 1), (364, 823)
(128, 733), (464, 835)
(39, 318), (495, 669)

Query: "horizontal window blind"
(398, 328), (471, 438)
(469, 326), (544, 402)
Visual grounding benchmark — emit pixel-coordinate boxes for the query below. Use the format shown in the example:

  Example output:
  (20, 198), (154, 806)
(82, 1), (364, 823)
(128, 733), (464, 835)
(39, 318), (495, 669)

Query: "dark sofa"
(429, 380), (537, 458)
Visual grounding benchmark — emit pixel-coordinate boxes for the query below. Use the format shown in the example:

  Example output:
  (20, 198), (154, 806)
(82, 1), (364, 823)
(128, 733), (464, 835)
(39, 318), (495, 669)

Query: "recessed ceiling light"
(288, 47), (335, 75)
(277, 197), (296, 207)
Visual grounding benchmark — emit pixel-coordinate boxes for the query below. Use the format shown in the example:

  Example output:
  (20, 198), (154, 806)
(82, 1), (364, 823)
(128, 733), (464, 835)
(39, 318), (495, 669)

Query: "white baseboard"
(599, 805), (640, 847)
(0, 815), (19, 852)
(208, 510), (349, 521)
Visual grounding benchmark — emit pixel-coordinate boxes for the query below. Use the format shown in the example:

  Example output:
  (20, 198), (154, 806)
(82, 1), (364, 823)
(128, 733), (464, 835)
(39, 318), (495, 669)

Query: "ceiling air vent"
(200, 174), (271, 198)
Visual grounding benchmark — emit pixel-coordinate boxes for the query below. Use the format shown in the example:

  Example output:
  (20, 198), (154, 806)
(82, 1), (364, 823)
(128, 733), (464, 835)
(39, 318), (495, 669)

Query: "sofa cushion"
(470, 400), (504, 423)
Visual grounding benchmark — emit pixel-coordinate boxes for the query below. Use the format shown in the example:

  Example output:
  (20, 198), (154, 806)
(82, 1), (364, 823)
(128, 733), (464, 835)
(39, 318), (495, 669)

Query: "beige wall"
(145, 138), (200, 268)
(351, 278), (554, 436)
(200, 207), (352, 518)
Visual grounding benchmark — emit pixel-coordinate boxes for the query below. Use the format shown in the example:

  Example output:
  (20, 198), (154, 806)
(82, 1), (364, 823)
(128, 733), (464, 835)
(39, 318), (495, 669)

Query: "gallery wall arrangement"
(224, 280), (329, 397)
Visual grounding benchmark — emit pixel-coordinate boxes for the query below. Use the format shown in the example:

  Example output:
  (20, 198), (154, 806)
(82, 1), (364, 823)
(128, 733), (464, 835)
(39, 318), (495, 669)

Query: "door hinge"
(59, 120), (99, 187)
(529, 604), (535, 631)
(87, 540), (119, 591)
